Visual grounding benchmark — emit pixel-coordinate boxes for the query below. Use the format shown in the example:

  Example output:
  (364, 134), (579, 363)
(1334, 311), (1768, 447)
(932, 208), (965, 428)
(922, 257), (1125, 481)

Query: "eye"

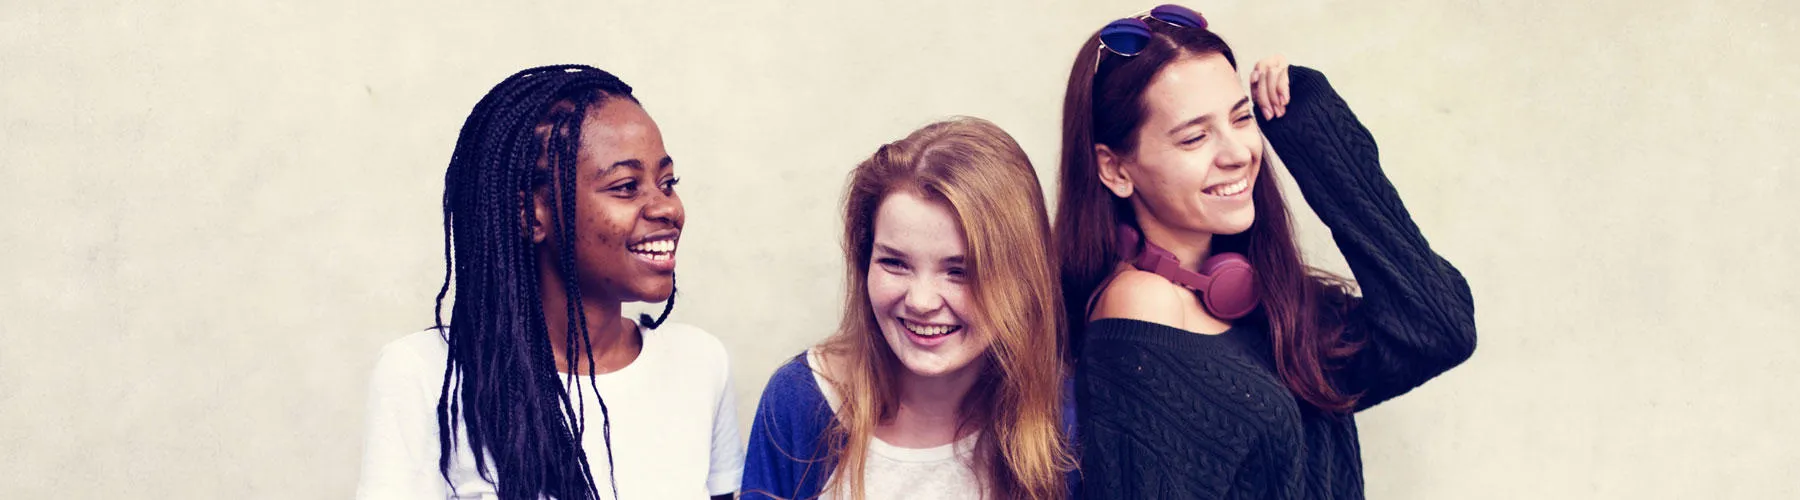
(1180, 134), (1207, 146)
(1234, 112), (1255, 125)
(946, 266), (969, 281)
(660, 176), (681, 194)
(876, 257), (909, 273)
(607, 179), (640, 196)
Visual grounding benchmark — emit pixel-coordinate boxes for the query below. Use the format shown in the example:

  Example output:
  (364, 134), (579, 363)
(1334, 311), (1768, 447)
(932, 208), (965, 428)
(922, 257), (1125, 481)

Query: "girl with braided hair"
(356, 65), (742, 500)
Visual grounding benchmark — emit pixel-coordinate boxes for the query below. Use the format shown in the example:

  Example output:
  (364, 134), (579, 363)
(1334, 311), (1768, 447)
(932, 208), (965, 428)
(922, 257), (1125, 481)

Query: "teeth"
(1208, 178), (1249, 197)
(904, 320), (959, 337)
(629, 239), (676, 254)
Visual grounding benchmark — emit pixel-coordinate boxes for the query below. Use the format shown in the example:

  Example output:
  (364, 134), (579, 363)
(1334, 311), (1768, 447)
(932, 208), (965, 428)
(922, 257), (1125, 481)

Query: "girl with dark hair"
(1056, 5), (1477, 499)
(356, 65), (742, 500)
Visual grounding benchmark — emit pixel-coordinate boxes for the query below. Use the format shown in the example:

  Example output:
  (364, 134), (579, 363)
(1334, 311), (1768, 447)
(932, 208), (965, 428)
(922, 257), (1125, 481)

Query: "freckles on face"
(866, 190), (992, 379)
(578, 215), (631, 285)
(1127, 54), (1263, 236)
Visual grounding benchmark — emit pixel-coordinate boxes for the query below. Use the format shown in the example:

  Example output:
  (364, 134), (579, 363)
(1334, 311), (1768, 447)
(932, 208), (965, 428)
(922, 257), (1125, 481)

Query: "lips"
(1202, 176), (1251, 197)
(901, 318), (961, 337)
(627, 229), (678, 270)
(899, 318), (962, 346)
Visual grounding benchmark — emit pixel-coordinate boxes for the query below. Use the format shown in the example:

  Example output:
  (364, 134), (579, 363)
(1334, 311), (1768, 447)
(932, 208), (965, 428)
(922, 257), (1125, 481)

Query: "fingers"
(1275, 61), (1290, 118)
(1249, 64), (1263, 118)
(1254, 63), (1275, 120)
(1251, 56), (1288, 120)
(1265, 70), (1279, 119)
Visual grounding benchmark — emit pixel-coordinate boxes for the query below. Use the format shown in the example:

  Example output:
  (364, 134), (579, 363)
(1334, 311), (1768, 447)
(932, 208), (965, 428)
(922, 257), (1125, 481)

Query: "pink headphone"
(1116, 225), (1260, 320)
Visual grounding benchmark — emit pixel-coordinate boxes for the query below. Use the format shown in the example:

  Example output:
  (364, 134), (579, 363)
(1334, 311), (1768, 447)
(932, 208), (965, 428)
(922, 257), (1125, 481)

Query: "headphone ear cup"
(1199, 253), (1258, 320)
(1114, 224), (1261, 320)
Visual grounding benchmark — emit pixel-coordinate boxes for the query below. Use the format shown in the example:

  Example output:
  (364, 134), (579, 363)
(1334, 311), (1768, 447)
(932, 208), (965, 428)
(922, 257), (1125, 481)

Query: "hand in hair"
(1250, 54), (1291, 119)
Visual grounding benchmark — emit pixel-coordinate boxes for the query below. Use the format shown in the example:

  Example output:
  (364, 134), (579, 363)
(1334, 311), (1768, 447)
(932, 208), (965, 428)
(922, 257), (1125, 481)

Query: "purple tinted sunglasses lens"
(1149, 4), (1207, 29)
(1099, 17), (1152, 56)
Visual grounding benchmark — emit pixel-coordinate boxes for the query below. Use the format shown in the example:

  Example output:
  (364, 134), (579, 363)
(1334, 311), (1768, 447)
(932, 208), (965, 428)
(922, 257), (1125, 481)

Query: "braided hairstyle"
(432, 64), (677, 500)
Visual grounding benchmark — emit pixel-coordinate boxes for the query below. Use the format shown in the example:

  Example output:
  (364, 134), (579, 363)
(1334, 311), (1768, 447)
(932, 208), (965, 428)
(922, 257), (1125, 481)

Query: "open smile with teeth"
(1203, 177), (1251, 197)
(900, 318), (962, 337)
(628, 239), (676, 261)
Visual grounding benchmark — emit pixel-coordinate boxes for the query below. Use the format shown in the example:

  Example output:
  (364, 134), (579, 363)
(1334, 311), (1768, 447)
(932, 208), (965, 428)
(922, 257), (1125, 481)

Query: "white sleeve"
(355, 339), (450, 500)
(705, 348), (746, 496)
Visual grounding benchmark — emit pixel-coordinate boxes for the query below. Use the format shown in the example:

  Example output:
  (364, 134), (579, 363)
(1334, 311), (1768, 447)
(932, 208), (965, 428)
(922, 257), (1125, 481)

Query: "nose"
(1214, 127), (1257, 170)
(643, 188), (683, 225)
(902, 277), (947, 317)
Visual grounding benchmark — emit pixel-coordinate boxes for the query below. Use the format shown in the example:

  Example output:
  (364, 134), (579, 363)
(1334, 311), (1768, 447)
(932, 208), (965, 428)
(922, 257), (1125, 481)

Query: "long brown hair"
(1054, 17), (1363, 411)
(819, 117), (1073, 499)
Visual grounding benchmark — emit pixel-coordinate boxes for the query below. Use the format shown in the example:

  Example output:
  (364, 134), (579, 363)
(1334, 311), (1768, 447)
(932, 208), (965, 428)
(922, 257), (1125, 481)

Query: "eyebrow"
(1165, 97), (1253, 136)
(591, 156), (674, 181)
(874, 243), (908, 259)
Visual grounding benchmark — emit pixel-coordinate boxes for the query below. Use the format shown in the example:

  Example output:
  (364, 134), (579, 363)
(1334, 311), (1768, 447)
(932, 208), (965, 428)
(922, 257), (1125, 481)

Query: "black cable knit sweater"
(1074, 66), (1478, 499)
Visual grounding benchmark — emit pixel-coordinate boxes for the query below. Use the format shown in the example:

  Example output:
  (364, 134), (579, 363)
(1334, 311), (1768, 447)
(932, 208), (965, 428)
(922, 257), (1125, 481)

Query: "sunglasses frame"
(1093, 4), (1209, 76)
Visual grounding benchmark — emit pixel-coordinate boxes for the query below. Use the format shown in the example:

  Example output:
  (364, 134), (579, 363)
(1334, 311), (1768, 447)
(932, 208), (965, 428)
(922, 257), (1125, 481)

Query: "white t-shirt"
(807, 349), (984, 500)
(356, 322), (744, 499)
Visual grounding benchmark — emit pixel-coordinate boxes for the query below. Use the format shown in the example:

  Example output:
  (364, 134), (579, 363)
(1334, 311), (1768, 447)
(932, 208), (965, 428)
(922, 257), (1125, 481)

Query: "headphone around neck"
(1116, 224), (1260, 320)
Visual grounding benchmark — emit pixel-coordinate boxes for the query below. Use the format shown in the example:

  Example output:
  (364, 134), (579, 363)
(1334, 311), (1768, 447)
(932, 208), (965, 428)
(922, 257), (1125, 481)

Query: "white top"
(807, 349), (984, 500)
(356, 322), (744, 499)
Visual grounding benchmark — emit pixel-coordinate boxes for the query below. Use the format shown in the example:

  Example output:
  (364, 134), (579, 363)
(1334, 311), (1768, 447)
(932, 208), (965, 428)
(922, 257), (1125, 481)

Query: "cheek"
(1241, 124), (1266, 149)
(1178, 154), (1218, 185)
(866, 269), (906, 311)
(942, 285), (987, 340)
(579, 203), (636, 249)
(950, 287), (993, 354)
(1140, 156), (1209, 200)
(941, 284), (973, 321)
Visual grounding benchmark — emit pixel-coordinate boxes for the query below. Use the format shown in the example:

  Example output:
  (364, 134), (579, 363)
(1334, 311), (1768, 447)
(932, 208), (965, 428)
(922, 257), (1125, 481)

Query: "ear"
(527, 188), (550, 244)
(1095, 144), (1135, 199)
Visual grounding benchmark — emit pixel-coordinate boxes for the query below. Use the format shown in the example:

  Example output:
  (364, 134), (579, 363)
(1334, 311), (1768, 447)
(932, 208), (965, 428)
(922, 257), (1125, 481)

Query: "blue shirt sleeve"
(741, 353), (837, 500)
(1062, 374), (1082, 499)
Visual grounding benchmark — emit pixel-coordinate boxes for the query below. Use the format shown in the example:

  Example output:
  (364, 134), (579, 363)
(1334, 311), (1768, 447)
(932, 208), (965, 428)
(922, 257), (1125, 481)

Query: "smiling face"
(534, 98), (685, 304)
(1102, 53), (1263, 239)
(866, 190), (992, 380)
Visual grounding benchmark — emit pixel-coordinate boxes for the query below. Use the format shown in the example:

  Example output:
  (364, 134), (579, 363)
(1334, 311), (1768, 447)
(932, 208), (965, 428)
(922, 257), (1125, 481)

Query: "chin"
(894, 354), (980, 379)
(621, 279), (676, 303)
(1209, 210), (1256, 236)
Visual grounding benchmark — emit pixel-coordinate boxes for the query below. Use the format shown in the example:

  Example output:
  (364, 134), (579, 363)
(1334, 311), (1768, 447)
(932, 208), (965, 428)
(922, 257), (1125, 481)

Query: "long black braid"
(431, 64), (675, 500)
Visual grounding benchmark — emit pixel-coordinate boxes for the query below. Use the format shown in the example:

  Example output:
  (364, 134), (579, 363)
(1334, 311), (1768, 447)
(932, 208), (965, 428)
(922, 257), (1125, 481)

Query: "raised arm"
(1258, 66), (1478, 410)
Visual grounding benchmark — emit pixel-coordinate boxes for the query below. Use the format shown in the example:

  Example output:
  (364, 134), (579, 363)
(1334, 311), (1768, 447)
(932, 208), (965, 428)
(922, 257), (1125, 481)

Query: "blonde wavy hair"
(816, 117), (1073, 500)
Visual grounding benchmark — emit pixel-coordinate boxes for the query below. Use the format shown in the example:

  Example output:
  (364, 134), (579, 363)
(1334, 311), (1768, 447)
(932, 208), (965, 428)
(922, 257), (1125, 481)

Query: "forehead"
(873, 190), (967, 257)
(1139, 54), (1245, 126)
(578, 98), (665, 162)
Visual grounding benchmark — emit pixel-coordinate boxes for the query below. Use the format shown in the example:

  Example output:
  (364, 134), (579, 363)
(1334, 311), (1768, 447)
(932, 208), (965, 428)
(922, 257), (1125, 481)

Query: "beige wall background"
(3, 0), (1797, 498)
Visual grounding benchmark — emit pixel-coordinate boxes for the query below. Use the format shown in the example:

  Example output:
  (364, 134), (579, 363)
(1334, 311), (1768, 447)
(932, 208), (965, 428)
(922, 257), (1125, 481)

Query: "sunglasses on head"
(1095, 4), (1208, 71)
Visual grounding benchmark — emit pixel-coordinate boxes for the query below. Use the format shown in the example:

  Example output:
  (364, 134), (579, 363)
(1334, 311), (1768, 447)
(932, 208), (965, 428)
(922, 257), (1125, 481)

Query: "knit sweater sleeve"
(741, 353), (836, 500)
(1258, 66), (1479, 411)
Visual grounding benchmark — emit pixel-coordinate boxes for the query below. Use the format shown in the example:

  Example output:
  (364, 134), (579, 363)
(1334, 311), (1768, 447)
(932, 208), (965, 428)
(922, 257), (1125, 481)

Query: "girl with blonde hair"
(741, 117), (1074, 500)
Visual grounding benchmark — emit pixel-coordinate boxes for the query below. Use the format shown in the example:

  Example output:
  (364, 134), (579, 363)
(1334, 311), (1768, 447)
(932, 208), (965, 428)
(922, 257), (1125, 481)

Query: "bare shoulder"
(1089, 269), (1192, 326)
